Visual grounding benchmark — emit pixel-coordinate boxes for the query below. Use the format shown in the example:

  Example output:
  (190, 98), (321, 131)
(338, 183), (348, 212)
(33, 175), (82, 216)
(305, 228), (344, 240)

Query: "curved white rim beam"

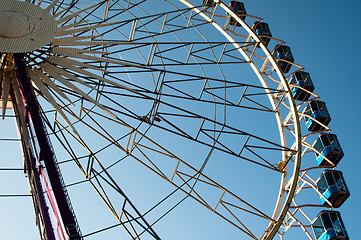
(178, 1), (302, 239)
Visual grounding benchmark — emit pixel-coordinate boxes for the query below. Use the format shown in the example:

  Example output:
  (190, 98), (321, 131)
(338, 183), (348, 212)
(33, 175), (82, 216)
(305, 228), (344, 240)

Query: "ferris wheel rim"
(178, 1), (302, 238)
(0, 0), (305, 239)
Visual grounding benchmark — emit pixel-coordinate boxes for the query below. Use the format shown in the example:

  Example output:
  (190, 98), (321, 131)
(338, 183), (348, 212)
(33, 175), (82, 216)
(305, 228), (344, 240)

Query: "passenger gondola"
(272, 45), (294, 73)
(228, 1), (247, 26)
(289, 71), (315, 101)
(316, 170), (350, 208)
(203, 0), (215, 7)
(313, 133), (344, 167)
(312, 211), (349, 240)
(252, 21), (272, 46)
(304, 100), (331, 132)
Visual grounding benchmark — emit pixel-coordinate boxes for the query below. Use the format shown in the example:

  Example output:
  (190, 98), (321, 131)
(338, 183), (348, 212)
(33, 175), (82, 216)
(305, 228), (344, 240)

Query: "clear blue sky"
(0, 0), (360, 239)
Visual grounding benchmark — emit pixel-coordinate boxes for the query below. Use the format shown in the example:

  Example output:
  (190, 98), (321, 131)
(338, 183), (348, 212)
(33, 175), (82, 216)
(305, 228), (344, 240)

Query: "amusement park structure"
(0, 0), (350, 239)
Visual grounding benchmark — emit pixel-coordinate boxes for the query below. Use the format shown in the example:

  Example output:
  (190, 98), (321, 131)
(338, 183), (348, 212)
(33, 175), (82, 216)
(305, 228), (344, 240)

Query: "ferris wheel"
(0, 0), (350, 239)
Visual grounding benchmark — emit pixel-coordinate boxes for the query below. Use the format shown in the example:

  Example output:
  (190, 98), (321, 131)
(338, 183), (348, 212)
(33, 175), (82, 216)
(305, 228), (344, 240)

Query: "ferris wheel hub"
(0, 11), (35, 38)
(0, 0), (57, 53)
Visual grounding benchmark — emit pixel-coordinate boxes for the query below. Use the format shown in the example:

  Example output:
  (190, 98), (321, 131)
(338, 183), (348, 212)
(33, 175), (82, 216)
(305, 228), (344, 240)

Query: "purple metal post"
(24, 143), (57, 240)
(10, 73), (55, 239)
(12, 53), (81, 240)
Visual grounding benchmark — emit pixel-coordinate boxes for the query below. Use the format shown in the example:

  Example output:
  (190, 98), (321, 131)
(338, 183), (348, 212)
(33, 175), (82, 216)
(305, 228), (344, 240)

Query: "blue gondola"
(228, 1), (247, 26)
(272, 45), (294, 73)
(312, 211), (349, 240)
(304, 100), (331, 131)
(289, 71), (315, 101)
(252, 21), (272, 46)
(313, 133), (344, 167)
(317, 170), (350, 208)
(203, 0), (215, 7)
